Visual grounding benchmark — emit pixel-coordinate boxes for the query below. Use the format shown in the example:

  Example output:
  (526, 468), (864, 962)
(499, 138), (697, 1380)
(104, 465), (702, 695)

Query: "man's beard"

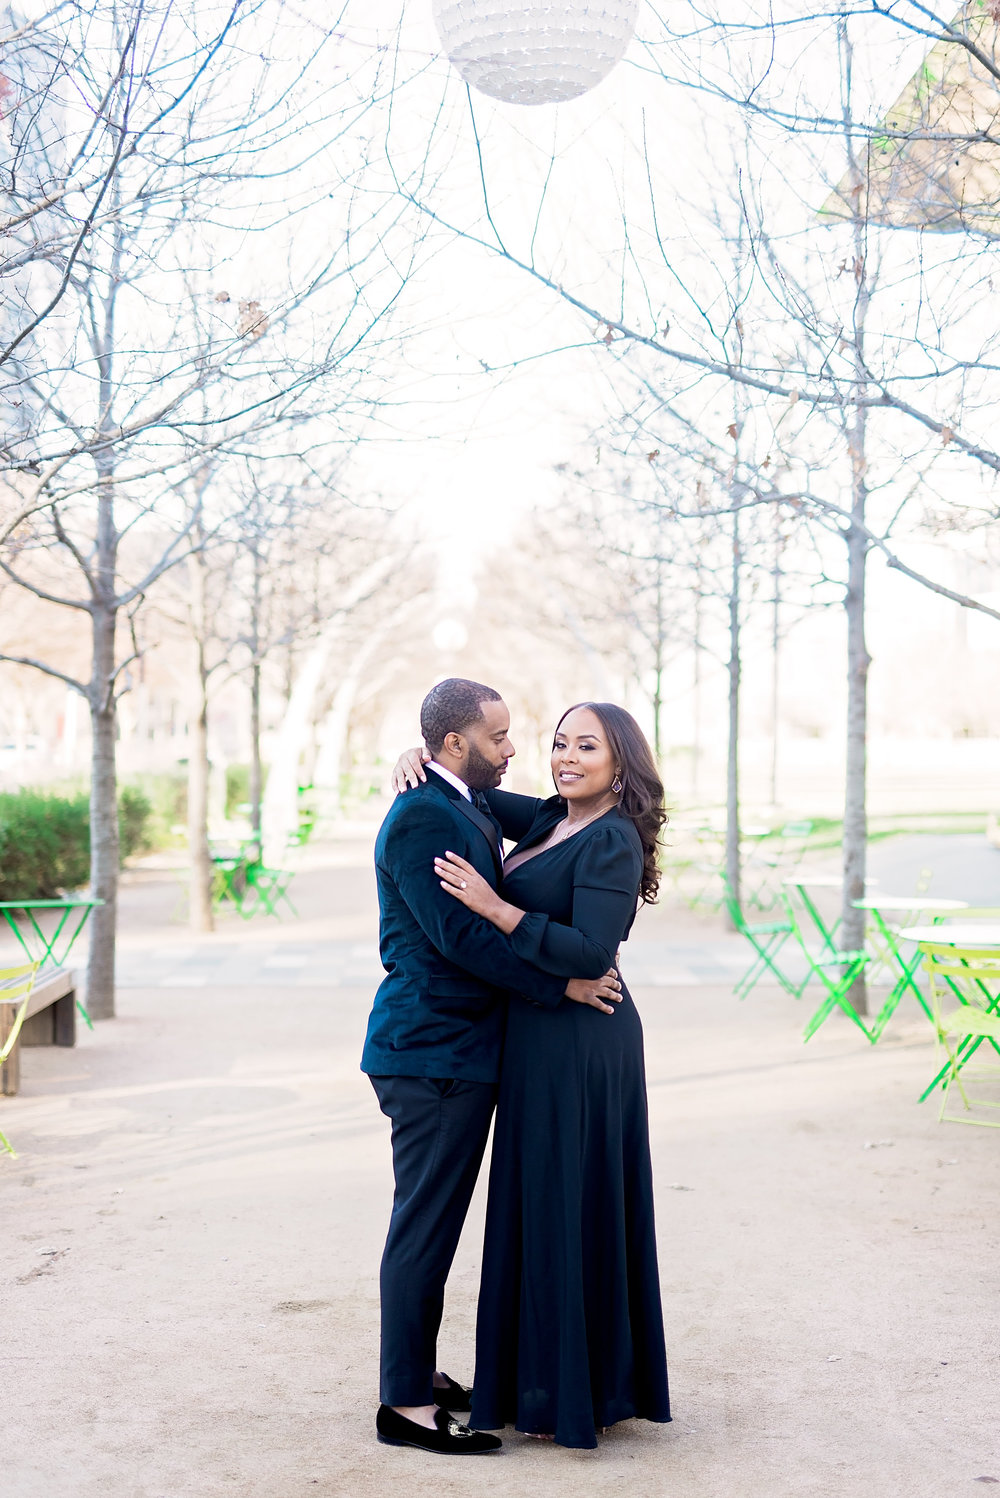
(464, 742), (504, 791)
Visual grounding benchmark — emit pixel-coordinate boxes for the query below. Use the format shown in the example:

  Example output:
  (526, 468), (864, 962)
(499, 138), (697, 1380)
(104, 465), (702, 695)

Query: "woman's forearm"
(485, 895), (525, 935)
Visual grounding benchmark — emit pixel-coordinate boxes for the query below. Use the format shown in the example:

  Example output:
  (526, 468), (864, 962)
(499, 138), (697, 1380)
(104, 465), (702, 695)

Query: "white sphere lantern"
(432, 1), (640, 107)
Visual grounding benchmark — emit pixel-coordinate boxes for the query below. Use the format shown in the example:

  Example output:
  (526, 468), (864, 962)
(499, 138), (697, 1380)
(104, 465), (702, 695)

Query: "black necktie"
(470, 790), (502, 853)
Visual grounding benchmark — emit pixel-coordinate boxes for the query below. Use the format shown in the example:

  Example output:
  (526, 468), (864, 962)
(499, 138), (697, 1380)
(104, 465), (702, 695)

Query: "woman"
(396, 702), (670, 1450)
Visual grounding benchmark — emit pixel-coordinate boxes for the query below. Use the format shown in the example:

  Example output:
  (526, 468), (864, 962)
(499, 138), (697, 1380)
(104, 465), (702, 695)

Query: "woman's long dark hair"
(554, 702), (667, 905)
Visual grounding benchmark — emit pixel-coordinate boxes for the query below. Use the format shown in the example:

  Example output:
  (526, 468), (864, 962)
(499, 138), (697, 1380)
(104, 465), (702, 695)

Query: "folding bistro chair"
(917, 941), (1000, 1125)
(241, 863), (298, 920)
(722, 875), (806, 1000)
(780, 890), (873, 1043)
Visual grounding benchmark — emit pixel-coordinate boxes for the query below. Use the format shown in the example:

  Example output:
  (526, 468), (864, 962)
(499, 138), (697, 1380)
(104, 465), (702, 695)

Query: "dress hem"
(470, 1412), (672, 1452)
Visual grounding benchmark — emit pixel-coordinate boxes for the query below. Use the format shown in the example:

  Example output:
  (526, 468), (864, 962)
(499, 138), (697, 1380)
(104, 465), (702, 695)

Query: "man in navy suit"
(363, 678), (621, 1455)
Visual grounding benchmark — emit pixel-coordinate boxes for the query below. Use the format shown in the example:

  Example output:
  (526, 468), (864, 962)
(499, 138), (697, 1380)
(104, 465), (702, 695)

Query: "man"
(362, 678), (621, 1456)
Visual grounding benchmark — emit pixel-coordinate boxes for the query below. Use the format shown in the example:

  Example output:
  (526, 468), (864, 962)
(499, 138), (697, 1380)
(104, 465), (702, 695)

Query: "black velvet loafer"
(433, 1373), (473, 1412)
(376, 1405), (501, 1455)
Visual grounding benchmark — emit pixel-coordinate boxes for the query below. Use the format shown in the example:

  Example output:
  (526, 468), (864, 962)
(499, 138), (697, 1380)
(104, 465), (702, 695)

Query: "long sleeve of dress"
(382, 800), (567, 1006)
(508, 825), (642, 981)
(484, 787), (547, 843)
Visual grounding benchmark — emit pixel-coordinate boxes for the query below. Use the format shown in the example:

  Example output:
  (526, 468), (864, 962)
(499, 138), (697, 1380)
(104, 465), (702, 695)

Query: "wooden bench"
(0, 966), (78, 1096)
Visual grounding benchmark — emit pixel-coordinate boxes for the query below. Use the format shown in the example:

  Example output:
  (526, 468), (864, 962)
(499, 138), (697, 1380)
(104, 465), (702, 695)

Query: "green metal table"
(853, 896), (968, 1038)
(0, 898), (102, 1028)
(782, 876), (878, 962)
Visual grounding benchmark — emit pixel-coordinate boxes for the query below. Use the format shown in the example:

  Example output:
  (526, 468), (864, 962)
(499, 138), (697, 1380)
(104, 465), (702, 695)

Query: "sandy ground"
(4, 839), (1000, 1498)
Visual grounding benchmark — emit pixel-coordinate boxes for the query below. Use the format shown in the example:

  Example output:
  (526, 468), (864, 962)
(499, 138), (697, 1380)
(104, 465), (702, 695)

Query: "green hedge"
(0, 787), (152, 899)
(119, 785), (153, 860)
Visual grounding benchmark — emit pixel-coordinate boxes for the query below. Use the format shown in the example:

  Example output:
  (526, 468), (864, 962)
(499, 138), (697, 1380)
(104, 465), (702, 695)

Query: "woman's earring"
(612, 775), (623, 795)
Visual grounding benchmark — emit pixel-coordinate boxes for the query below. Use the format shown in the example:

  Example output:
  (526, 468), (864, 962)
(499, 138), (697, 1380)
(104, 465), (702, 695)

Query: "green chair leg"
(780, 891), (873, 1042)
(722, 875), (805, 1000)
(800, 954), (873, 1042)
(242, 866), (297, 920)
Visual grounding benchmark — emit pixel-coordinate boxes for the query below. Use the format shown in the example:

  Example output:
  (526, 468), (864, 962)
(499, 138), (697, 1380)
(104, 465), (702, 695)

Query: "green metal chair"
(241, 863), (298, 920)
(722, 875), (805, 1000)
(780, 890), (873, 1043)
(917, 941), (1000, 1125)
(212, 855), (252, 913)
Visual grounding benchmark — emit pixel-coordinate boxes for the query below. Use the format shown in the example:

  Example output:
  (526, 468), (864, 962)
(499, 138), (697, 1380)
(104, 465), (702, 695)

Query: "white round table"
(899, 925), (1000, 945)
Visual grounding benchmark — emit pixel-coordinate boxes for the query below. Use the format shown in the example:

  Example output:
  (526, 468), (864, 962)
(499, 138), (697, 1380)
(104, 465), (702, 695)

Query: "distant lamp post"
(432, 0), (640, 106)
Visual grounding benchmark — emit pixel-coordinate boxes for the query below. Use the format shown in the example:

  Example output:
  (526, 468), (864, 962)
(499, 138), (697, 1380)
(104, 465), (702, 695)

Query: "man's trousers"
(369, 1073), (497, 1408)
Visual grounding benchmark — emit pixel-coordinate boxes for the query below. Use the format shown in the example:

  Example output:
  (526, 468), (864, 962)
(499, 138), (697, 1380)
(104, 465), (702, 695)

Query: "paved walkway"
(113, 936), (753, 991)
(4, 835), (1000, 1497)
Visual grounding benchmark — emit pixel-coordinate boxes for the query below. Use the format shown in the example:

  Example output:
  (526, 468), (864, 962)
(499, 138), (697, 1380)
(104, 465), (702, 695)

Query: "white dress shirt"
(426, 760), (472, 801)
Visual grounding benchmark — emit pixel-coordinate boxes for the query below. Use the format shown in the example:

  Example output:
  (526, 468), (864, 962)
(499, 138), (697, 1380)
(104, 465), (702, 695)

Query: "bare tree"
(0, 0), (422, 1014)
(159, 464), (407, 930)
(384, 0), (1000, 1006)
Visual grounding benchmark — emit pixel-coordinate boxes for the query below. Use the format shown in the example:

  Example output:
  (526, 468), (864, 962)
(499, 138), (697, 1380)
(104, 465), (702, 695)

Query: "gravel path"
(3, 844), (1000, 1497)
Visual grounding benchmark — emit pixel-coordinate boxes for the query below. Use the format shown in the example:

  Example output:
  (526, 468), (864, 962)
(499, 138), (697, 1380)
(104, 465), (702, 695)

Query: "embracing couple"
(361, 677), (671, 1454)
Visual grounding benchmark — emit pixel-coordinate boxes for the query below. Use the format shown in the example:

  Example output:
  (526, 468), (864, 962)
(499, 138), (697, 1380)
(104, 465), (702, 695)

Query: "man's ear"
(441, 730), (464, 757)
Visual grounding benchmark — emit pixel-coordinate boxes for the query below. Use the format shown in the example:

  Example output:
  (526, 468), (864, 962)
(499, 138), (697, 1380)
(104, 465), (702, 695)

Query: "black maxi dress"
(470, 792), (671, 1450)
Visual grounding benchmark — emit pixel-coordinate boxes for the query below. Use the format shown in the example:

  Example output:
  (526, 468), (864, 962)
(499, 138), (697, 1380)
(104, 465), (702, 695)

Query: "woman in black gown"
(431, 701), (671, 1450)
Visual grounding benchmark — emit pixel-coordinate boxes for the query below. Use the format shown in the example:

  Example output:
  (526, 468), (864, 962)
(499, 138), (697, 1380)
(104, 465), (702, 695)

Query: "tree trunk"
(250, 658), (263, 840)
(691, 581), (703, 801)
(652, 570), (664, 763)
(187, 545), (214, 933)
(188, 668), (214, 932)
(249, 541), (263, 842)
(839, 17), (871, 1013)
(770, 517), (781, 809)
(86, 604), (119, 1021)
(844, 500), (868, 1006)
(85, 216), (125, 1021)
(724, 504), (742, 925)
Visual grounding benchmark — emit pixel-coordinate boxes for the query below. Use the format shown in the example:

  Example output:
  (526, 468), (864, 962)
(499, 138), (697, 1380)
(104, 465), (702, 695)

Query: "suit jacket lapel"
(425, 770), (504, 880)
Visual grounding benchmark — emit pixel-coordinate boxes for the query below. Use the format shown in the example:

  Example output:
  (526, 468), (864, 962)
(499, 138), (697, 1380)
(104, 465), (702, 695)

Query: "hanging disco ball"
(432, 0), (641, 106)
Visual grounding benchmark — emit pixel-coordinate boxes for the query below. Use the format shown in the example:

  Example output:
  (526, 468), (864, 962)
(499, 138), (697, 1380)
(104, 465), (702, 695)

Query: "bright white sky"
(321, 0), (961, 565)
(326, 0), (713, 552)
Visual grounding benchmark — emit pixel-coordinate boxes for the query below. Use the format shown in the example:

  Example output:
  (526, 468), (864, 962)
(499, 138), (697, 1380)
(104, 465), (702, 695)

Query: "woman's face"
(551, 707), (617, 802)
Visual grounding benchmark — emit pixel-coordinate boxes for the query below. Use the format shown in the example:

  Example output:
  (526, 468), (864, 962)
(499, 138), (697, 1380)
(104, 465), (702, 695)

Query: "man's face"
(459, 699), (515, 790)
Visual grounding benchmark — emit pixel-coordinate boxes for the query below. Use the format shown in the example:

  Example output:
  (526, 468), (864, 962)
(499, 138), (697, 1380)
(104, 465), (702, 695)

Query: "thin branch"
(0, 652), (87, 695)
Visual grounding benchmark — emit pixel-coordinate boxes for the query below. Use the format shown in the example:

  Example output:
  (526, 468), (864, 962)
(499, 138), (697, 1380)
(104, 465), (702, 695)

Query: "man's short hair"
(420, 678), (502, 754)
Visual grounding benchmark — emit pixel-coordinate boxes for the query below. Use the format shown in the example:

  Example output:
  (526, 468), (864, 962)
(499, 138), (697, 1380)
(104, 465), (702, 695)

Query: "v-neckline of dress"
(503, 805), (618, 876)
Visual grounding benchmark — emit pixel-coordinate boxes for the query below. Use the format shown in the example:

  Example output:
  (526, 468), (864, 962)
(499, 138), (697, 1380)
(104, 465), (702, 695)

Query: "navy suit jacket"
(361, 770), (567, 1083)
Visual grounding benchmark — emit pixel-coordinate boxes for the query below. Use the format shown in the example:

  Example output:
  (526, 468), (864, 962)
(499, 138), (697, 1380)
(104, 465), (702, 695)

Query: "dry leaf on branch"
(237, 299), (269, 340)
